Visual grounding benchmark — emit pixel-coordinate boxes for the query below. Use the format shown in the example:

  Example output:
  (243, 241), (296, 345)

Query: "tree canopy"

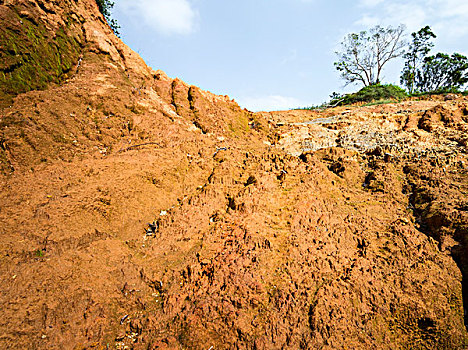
(399, 26), (468, 93)
(95, 0), (120, 36)
(334, 25), (406, 87)
(415, 53), (468, 92)
(400, 26), (436, 93)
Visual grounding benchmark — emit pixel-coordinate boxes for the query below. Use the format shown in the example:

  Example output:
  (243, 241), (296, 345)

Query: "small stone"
(444, 94), (458, 101)
(120, 314), (129, 324)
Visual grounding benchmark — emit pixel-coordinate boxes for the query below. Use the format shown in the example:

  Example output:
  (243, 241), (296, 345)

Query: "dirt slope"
(0, 1), (467, 349)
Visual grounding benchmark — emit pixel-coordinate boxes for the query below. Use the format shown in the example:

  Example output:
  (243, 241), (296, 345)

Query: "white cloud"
(117, 0), (198, 36)
(359, 0), (385, 8)
(433, 0), (468, 18)
(354, 15), (381, 27)
(355, 0), (468, 40)
(237, 95), (308, 112)
(430, 0), (468, 42)
(355, 3), (427, 32)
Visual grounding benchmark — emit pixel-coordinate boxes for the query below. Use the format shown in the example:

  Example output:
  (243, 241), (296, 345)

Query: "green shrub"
(35, 249), (45, 257)
(331, 84), (408, 106)
(408, 86), (467, 98)
(95, 0), (120, 36)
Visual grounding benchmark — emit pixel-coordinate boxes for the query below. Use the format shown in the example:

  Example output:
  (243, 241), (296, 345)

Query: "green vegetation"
(301, 25), (468, 110)
(401, 26), (468, 93)
(0, 0), (120, 107)
(0, 14), (82, 107)
(400, 26), (436, 93)
(34, 249), (45, 257)
(362, 99), (395, 107)
(330, 84), (408, 107)
(95, 0), (120, 36)
(414, 53), (468, 93)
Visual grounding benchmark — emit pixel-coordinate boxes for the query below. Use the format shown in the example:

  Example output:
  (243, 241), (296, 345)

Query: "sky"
(113, 0), (468, 111)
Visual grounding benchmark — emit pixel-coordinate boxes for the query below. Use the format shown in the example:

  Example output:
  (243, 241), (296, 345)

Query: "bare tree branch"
(334, 25), (407, 87)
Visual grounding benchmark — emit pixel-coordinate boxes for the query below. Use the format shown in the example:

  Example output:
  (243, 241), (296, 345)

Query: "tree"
(399, 26), (468, 93)
(415, 53), (468, 92)
(400, 26), (436, 93)
(95, 0), (120, 36)
(334, 25), (406, 87)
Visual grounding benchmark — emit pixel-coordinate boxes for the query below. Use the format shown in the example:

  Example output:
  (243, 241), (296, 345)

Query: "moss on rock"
(0, 8), (82, 107)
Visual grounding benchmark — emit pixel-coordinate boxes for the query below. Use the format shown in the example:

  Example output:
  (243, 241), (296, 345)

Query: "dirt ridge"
(0, 0), (467, 349)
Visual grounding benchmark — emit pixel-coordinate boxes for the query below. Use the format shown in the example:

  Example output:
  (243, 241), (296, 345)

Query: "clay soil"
(1, 0), (468, 349)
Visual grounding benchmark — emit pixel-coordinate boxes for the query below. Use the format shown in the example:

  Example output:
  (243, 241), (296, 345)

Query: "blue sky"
(113, 0), (468, 111)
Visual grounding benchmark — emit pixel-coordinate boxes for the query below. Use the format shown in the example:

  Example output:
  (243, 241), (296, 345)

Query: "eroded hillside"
(0, 0), (467, 349)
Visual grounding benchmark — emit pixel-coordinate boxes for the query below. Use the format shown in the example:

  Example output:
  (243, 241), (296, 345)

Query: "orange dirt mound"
(0, 1), (467, 349)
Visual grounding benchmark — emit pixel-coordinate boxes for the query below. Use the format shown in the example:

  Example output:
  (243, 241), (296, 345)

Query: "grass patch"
(362, 99), (395, 107)
(333, 84), (408, 106)
(34, 249), (45, 257)
(296, 84), (408, 110)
